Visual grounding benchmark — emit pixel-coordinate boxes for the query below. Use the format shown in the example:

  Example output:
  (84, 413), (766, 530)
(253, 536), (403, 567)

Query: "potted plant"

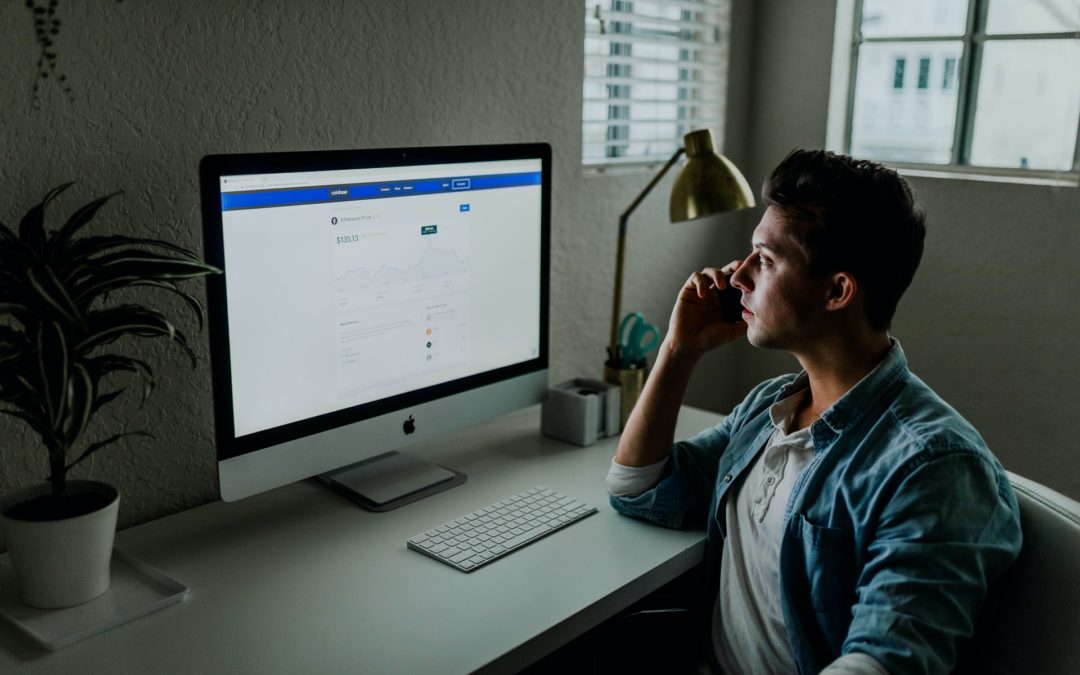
(0, 183), (220, 609)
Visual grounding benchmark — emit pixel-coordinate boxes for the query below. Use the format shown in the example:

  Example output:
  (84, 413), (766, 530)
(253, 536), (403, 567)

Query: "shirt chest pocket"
(796, 514), (857, 612)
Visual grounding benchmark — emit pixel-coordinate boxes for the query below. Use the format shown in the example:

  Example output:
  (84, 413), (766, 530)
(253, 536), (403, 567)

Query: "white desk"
(0, 405), (719, 674)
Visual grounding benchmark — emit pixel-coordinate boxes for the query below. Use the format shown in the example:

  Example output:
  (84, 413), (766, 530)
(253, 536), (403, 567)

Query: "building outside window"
(831, 0), (1080, 180)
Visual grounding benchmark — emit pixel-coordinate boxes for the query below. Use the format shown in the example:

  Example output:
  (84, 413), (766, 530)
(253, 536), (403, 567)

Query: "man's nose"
(731, 258), (753, 291)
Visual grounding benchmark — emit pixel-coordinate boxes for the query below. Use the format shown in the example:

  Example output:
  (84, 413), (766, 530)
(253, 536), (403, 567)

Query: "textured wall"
(737, 0), (1080, 499)
(0, 1), (753, 528)
(20, 0), (1062, 531)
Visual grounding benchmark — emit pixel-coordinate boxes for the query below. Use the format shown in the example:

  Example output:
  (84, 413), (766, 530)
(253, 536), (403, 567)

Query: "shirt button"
(723, 474), (733, 483)
(766, 476), (775, 485)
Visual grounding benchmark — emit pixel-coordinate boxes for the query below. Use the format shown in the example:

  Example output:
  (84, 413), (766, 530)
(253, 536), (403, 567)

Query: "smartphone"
(717, 274), (743, 323)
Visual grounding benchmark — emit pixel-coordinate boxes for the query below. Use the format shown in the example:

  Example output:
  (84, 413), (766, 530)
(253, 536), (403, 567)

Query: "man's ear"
(824, 272), (858, 312)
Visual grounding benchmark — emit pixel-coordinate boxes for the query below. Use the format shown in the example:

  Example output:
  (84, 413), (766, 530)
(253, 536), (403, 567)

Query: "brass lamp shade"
(669, 129), (755, 222)
(607, 127), (756, 389)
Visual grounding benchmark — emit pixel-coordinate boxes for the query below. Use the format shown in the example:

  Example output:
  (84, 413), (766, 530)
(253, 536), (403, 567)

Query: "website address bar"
(222, 160), (540, 193)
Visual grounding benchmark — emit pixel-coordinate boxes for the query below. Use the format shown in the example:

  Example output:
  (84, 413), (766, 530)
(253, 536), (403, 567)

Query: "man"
(606, 150), (1022, 674)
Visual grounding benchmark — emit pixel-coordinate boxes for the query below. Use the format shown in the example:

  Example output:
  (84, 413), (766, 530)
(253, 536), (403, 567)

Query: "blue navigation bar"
(221, 171), (540, 211)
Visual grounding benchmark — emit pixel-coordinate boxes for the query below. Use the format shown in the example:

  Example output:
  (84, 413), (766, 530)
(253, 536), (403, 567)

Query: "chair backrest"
(976, 472), (1080, 674)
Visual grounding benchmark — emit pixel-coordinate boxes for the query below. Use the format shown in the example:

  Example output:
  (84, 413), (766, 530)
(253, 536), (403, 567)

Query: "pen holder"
(604, 360), (646, 431)
(541, 378), (621, 446)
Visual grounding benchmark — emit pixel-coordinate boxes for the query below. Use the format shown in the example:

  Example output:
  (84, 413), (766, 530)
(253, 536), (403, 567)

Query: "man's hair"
(761, 149), (926, 331)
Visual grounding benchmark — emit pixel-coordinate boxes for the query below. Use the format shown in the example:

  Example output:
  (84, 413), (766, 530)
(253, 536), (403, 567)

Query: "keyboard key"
(502, 524), (553, 549)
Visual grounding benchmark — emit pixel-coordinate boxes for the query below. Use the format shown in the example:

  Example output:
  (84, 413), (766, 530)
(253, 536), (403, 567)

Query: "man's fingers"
(719, 260), (743, 278)
(683, 271), (706, 298)
(685, 260), (745, 299)
(685, 266), (735, 299)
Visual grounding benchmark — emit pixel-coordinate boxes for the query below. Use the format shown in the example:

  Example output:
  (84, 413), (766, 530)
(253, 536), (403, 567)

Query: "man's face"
(730, 207), (833, 350)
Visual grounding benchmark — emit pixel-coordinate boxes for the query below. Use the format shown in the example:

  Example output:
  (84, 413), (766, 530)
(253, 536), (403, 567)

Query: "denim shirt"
(610, 341), (1022, 675)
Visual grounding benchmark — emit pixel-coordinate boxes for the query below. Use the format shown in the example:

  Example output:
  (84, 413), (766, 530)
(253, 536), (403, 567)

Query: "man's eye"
(758, 256), (771, 268)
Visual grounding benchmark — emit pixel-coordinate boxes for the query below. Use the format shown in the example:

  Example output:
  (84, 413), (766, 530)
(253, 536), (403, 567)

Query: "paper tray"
(0, 548), (187, 651)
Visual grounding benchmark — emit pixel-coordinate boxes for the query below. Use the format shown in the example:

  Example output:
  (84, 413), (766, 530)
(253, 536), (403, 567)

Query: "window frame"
(827, 0), (1080, 186)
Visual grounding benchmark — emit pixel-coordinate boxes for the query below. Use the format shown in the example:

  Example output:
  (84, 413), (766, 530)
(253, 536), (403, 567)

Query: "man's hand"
(667, 261), (748, 357)
(615, 261), (748, 468)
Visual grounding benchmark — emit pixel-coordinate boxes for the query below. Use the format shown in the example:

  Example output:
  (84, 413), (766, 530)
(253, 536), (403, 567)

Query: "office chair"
(973, 472), (1080, 674)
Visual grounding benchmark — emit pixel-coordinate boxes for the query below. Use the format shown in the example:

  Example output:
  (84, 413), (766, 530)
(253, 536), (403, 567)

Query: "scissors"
(617, 312), (660, 366)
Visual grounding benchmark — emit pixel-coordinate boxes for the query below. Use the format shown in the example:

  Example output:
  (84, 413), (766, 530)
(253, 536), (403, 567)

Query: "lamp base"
(603, 361), (646, 431)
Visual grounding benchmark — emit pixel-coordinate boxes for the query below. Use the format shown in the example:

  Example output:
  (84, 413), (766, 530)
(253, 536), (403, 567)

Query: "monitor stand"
(315, 451), (467, 512)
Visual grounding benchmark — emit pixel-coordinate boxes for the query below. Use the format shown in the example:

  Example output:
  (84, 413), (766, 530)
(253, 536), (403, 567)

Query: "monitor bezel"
(200, 143), (551, 463)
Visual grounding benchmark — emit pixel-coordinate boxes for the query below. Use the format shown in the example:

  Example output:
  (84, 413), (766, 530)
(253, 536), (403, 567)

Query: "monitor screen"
(200, 144), (550, 503)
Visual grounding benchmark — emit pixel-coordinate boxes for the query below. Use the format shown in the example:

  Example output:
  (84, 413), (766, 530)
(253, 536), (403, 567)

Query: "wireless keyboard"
(406, 486), (597, 572)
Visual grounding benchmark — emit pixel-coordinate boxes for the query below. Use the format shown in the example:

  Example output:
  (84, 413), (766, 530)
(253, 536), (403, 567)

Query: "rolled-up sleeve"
(842, 450), (1022, 674)
(608, 376), (790, 531)
(608, 418), (733, 530)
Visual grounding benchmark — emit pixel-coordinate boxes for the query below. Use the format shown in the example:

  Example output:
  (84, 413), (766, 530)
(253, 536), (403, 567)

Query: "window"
(831, 0), (1080, 178)
(582, 0), (731, 168)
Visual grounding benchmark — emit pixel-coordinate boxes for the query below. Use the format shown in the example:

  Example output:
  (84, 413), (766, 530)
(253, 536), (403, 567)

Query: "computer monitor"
(199, 143), (550, 508)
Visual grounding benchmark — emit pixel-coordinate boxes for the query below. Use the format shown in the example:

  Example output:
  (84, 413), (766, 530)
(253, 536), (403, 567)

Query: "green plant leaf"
(0, 324), (28, 350)
(127, 280), (206, 330)
(46, 192), (120, 257)
(79, 305), (198, 367)
(85, 353), (155, 405)
(3, 373), (56, 450)
(0, 406), (50, 438)
(0, 370), (32, 402)
(73, 277), (209, 330)
(69, 273), (141, 308)
(83, 304), (174, 342)
(28, 265), (83, 328)
(92, 253), (221, 281)
(64, 235), (204, 265)
(0, 218), (19, 244)
(0, 219), (34, 264)
(19, 183), (73, 255)
(0, 302), (33, 324)
(0, 269), (28, 300)
(62, 363), (95, 448)
(2, 185), (219, 489)
(35, 320), (68, 430)
(91, 389), (126, 413)
(65, 430), (154, 472)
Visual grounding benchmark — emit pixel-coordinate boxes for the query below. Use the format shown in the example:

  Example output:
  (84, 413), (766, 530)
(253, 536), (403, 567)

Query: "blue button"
(459, 204), (470, 212)
(451, 178), (471, 190)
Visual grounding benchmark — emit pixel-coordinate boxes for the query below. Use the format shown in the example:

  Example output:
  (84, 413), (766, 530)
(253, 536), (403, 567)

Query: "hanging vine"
(24, 0), (124, 108)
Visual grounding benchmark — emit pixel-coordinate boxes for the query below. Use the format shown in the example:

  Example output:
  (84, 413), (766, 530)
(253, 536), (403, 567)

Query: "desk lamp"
(605, 129), (755, 422)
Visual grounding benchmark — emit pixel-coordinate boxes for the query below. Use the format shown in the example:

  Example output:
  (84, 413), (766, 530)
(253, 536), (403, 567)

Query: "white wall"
(5, 0), (1071, 532)
(0, 0), (751, 527)
(728, 0), (1080, 499)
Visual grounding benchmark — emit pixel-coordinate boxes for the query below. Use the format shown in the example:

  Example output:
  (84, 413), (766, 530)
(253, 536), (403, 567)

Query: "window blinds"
(583, 0), (731, 167)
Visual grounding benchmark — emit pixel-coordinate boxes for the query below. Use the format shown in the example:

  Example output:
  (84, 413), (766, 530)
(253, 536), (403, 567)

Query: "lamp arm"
(609, 147), (686, 351)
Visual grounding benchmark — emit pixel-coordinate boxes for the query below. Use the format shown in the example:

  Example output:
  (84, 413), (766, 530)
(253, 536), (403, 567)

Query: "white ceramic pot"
(0, 480), (120, 609)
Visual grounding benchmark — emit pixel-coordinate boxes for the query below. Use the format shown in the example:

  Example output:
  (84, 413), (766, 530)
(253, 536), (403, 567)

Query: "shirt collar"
(769, 388), (806, 433)
(773, 338), (909, 435)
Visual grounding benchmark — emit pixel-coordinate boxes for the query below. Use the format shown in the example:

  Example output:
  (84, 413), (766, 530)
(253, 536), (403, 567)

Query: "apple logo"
(403, 415), (416, 435)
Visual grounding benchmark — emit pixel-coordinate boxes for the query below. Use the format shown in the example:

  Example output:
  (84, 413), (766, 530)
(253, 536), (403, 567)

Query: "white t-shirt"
(606, 391), (887, 675)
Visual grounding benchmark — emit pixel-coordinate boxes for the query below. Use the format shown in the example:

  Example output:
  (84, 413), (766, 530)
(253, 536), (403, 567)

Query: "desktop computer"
(199, 143), (551, 509)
